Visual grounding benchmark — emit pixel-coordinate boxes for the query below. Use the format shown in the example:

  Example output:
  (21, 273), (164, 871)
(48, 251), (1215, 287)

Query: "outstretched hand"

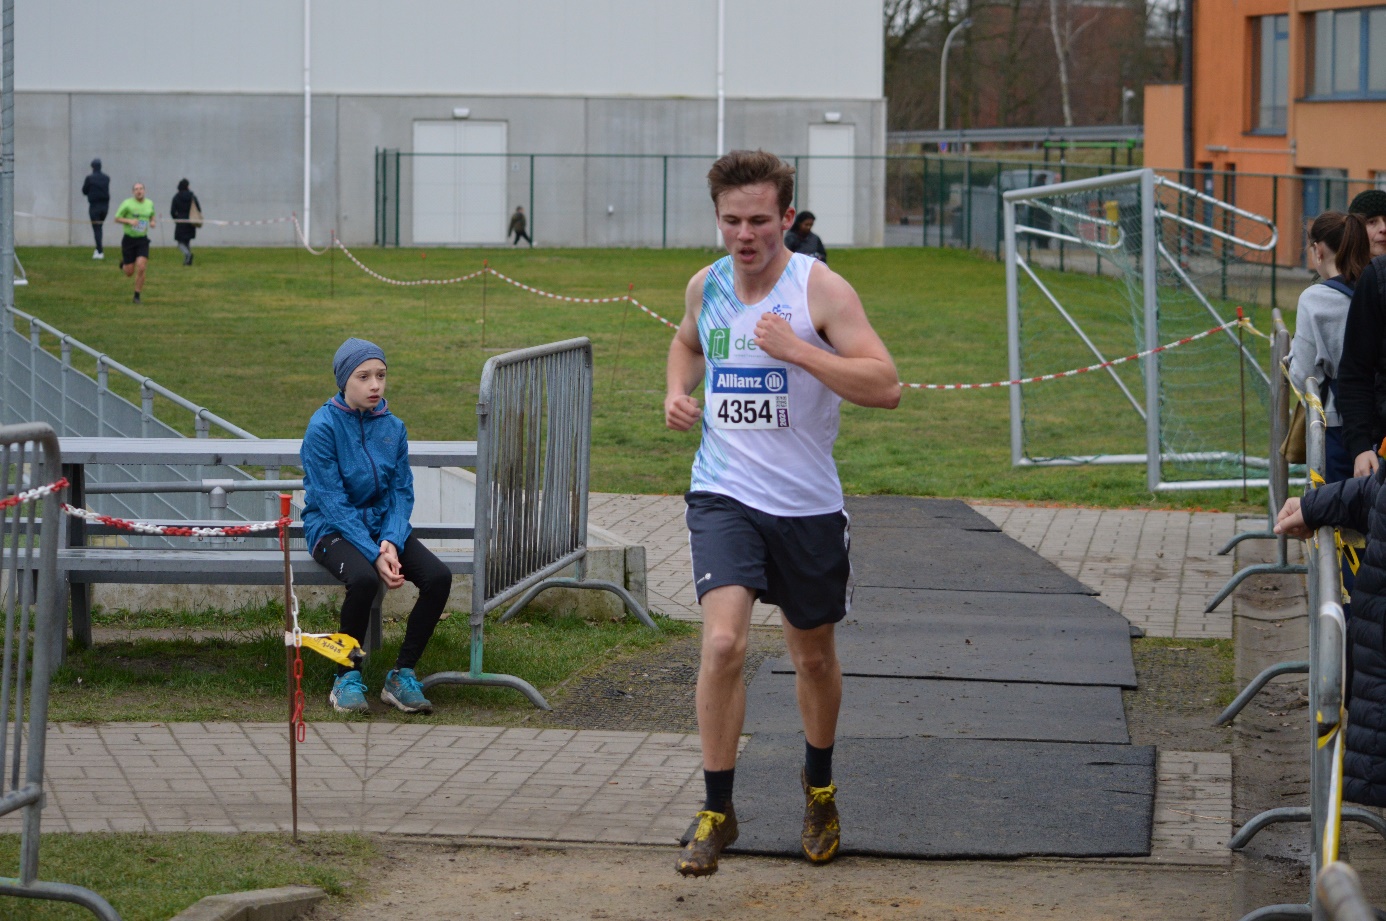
(1273, 497), (1313, 540)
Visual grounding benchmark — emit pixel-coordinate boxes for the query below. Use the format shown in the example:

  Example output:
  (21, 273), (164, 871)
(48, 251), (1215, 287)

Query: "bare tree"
(1047, 0), (1100, 127)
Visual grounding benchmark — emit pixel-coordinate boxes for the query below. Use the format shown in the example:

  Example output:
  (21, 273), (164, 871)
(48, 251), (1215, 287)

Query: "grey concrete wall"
(20, 91), (886, 250)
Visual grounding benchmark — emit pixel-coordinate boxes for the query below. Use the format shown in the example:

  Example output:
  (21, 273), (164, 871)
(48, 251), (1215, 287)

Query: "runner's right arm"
(665, 269), (708, 432)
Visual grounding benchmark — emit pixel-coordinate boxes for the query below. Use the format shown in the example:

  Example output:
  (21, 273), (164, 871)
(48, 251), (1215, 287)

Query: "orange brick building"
(1146, 1), (1386, 265)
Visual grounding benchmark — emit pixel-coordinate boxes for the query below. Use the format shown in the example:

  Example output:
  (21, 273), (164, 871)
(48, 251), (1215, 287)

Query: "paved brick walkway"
(4, 497), (1244, 867)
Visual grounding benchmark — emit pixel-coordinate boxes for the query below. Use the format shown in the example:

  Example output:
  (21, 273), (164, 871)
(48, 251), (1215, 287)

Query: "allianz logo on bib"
(714, 366), (786, 393)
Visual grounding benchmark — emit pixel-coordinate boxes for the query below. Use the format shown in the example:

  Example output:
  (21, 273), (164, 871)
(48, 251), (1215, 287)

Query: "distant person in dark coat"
(81, 158), (110, 260)
(509, 205), (532, 246)
(783, 211), (827, 263)
(169, 179), (202, 266)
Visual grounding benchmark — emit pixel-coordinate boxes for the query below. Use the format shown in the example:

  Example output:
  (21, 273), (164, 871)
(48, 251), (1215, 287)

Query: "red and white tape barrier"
(17, 211), (292, 227)
(329, 237), (681, 329)
(0, 476), (69, 511)
(901, 318), (1261, 390)
(60, 504), (292, 538)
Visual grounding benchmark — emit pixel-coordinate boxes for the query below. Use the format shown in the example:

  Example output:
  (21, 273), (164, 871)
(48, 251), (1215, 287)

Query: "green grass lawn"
(52, 602), (695, 723)
(14, 244), (1271, 510)
(0, 832), (374, 921)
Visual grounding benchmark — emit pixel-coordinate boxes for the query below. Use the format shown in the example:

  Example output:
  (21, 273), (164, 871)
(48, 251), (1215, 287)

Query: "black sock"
(703, 768), (735, 813)
(805, 741), (834, 788)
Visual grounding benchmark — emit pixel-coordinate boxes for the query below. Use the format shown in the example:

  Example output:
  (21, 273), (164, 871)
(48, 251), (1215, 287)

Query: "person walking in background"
(508, 205), (532, 246)
(1289, 211), (1372, 483)
(169, 179), (202, 266)
(783, 210), (827, 263)
(1333, 190), (1386, 477)
(81, 158), (110, 260)
(114, 182), (155, 304)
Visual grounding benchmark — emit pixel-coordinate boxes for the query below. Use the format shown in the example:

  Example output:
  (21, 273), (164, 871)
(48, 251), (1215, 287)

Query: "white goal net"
(1005, 168), (1279, 492)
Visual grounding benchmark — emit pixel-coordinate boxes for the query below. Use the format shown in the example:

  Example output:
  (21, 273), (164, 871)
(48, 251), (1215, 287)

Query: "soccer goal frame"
(1003, 167), (1279, 492)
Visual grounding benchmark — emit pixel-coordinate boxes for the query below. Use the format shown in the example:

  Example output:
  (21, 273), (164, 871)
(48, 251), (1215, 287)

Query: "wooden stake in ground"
(279, 493), (300, 841)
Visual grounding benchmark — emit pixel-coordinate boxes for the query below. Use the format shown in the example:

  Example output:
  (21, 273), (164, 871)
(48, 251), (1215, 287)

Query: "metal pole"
(715, 0), (725, 156)
(1005, 197), (1023, 466)
(1142, 168), (1161, 492)
(302, 0), (311, 244)
(279, 494), (299, 842)
(1271, 175), (1279, 309)
(528, 154), (535, 245)
(0, 0), (13, 325)
(662, 155), (668, 249)
(938, 19), (972, 132)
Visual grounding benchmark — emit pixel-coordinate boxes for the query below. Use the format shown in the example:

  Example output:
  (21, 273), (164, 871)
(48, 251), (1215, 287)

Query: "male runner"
(114, 182), (155, 304)
(664, 149), (900, 876)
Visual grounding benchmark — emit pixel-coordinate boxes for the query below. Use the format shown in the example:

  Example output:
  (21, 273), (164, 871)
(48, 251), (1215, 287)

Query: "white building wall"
(16, 0), (885, 248)
(19, 1), (882, 100)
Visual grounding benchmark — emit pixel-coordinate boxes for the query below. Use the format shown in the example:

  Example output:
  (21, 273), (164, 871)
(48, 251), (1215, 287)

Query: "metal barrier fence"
(0, 305), (276, 542)
(1206, 312), (1305, 617)
(422, 338), (655, 710)
(373, 149), (1379, 306)
(0, 423), (119, 920)
(1227, 377), (1386, 921)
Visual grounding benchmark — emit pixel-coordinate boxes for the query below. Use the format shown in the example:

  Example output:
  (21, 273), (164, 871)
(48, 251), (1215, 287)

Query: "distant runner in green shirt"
(114, 182), (156, 304)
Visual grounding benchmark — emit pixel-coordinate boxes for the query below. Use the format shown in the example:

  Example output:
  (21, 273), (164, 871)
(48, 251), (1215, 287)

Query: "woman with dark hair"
(784, 211), (827, 263)
(169, 179), (201, 266)
(1289, 209), (1372, 484)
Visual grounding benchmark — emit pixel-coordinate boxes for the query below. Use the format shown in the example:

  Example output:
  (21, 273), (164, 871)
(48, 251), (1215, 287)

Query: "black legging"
(89, 204), (107, 252)
(312, 532), (451, 673)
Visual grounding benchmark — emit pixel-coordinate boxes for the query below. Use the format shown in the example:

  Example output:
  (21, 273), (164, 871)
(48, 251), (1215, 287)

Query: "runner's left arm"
(753, 264), (900, 409)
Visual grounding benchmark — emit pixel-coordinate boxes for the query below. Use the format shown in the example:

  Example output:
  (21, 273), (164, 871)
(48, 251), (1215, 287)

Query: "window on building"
(1309, 7), (1386, 98)
(1253, 15), (1289, 132)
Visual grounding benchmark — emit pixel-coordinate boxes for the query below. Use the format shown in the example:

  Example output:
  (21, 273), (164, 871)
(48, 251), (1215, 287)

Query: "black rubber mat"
(849, 527), (1097, 595)
(720, 733), (1155, 859)
(743, 669), (1129, 743)
(769, 609), (1137, 689)
(844, 496), (1000, 532)
(846, 586), (1127, 625)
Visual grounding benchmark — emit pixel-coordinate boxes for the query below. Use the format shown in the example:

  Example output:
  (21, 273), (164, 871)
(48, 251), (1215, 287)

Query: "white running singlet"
(690, 253), (843, 517)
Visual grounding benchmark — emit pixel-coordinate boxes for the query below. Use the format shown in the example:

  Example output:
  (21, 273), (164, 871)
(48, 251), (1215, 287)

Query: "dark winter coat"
(783, 229), (827, 263)
(1301, 464), (1386, 805)
(81, 170), (110, 219)
(1334, 256), (1386, 460)
(169, 189), (201, 243)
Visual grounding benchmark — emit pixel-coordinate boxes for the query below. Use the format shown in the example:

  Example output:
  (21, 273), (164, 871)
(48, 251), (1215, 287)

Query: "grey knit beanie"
(1349, 189), (1386, 221)
(333, 338), (386, 391)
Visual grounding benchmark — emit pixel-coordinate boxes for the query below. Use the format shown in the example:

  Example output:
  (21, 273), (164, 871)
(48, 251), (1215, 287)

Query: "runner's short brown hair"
(707, 150), (796, 215)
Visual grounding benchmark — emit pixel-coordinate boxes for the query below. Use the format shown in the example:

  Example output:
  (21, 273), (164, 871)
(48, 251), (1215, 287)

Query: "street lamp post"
(938, 18), (973, 133)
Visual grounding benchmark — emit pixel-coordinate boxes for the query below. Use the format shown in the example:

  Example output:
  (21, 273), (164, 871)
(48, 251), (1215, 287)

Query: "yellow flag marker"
(286, 632), (364, 668)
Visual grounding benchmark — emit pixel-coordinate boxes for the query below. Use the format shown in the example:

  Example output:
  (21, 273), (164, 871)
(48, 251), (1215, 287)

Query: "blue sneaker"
(382, 668), (433, 714)
(329, 670), (369, 713)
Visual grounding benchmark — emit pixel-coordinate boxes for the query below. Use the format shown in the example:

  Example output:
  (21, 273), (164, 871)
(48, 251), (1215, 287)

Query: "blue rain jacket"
(300, 394), (413, 564)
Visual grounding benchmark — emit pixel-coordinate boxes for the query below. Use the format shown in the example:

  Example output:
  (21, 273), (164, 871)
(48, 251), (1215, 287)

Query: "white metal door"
(412, 121), (507, 244)
(806, 124), (855, 246)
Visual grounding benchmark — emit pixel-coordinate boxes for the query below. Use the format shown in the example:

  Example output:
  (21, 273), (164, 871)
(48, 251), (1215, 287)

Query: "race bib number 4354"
(708, 365), (790, 430)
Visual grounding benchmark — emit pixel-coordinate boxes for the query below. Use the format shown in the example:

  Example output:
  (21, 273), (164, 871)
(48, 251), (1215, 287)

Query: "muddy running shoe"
(329, 670), (369, 713)
(381, 668), (433, 714)
(675, 806), (738, 877)
(801, 771), (840, 864)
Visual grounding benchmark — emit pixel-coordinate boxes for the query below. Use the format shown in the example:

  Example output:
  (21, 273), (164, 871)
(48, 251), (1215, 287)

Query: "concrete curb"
(167, 885), (326, 921)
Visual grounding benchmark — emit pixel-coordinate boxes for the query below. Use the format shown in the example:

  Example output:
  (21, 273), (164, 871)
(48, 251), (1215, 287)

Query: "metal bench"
(23, 338), (653, 709)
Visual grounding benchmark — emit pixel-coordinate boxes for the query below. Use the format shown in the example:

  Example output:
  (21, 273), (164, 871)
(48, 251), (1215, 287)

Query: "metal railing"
(1227, 378), (1386, 921)
(0, 305), (279, 536)
(422, 338), (655, 710)
(1206, 312), (1305, 618)
(0, 422), (119, 920)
